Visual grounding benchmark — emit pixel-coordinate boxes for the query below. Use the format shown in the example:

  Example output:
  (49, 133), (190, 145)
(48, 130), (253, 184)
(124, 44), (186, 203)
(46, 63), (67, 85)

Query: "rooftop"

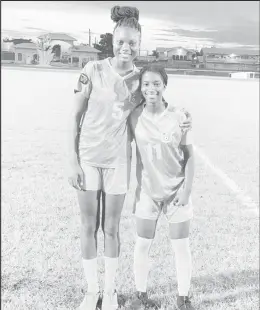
(156, 46), (197, 54)
(14, 43), (37, 49)
(71, 45), (101, 53)
(38, 33), (76, 41)
(156, 47), (170, 53)
(202, 47), (259, 56)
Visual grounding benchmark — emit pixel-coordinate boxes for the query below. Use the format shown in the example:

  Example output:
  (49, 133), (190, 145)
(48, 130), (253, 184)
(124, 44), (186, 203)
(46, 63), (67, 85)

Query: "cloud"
(1, 1), (259, 51)
(26, 27), (50, 32)
(153, 18), (259, 47)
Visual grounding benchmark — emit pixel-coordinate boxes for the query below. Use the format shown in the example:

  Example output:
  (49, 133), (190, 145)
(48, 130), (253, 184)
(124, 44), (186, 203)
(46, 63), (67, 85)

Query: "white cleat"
(102, 290), (118, 310)
(77, 292), (101, 310)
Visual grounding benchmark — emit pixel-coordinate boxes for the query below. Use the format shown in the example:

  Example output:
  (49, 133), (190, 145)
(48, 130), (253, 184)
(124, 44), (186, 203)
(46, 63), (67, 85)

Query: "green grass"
(1, 68), (259, 309)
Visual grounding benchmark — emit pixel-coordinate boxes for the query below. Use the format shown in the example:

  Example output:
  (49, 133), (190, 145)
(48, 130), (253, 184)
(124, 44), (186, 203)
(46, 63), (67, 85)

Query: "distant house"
(37, 32), (100, 67)
(1, 41), (39, 64)
(201, 47), (259, 71)
(1, 42), (15, 63)
(166, 47), (196, 61)
(69, 45), (101, 67)
(155, 47), (170, 60)
(38, 32), (77, 46)
(201, 47), (260, 63)
(14, 42), (38, 64)
(156, 46), (196, 60)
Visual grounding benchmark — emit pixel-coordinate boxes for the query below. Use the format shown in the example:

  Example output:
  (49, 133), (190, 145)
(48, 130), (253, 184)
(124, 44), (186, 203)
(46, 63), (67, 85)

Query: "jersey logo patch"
(161, 132), (171, 143)
(161, 131), (180, 146)
(79, 73), (89, 85)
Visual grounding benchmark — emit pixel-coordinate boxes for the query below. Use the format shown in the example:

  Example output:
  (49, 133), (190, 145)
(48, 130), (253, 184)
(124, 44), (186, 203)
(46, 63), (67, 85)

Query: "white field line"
(194, 145), (259, 217)
(157, 286), (258, 309)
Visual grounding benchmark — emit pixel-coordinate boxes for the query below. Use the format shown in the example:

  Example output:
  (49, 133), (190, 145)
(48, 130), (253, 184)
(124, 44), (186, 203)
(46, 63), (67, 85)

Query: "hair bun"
(111, 6), (139, 22)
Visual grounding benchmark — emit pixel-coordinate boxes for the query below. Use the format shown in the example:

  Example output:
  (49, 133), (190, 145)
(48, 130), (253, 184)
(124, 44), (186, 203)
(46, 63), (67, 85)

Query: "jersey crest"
(79, 73), (89, 85)
(161, 132), (171, 143)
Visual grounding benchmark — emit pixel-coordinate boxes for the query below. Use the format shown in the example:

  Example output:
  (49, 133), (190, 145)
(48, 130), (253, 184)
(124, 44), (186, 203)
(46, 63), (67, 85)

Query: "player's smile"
(141, 72), (165, 105)
(145, 91), (159, 103)
(113, 27), (140, 63)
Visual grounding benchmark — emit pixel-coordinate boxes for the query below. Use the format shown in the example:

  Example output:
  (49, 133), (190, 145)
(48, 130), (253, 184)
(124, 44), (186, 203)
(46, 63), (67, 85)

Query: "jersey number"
(146, 143), (162, 162)
(112, 102), (124, 120)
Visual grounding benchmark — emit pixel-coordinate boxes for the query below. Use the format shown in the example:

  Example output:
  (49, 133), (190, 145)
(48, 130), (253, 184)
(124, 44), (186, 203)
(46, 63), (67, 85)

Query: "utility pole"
(89, 29), (91, 46)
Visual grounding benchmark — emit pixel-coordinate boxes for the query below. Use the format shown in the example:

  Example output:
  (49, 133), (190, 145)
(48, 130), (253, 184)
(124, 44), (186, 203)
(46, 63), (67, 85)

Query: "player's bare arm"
(173, 143), (195, 206)
(68, 92), (88, 190)
(181, 143), (195, 196)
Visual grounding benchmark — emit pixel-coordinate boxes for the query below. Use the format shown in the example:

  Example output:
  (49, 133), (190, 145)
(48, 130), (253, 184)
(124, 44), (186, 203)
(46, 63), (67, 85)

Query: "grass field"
(1, 67), (259, 310)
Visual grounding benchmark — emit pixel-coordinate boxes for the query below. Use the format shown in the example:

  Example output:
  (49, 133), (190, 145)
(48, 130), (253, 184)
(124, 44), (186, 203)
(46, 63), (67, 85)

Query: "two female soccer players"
(68, 5), (193, 310)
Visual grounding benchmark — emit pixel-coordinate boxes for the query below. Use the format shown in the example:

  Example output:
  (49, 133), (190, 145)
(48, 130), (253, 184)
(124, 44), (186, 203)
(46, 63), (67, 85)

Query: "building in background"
(201, 47), (259, 71)
(155, 47), (196, 60)
(38, 33), (100, 67)
(1, 41), (39, 64)
(166, 47), (196, 60)
(1, 42), (15, 63)
(38, 33), (76, 47)
(67, 45), (101, 67)
(202, 47), (259, 62)
(1, 32), (101, 67)
(155, 47), (169, 59)
(14, 42), (38, 64)
(153, 45), (259, 71)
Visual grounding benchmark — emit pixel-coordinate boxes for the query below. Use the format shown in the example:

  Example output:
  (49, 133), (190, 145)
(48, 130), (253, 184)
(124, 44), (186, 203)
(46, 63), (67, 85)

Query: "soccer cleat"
(77, 291), (101, 310)
(101, 290), (119, 310)
(176, 295), (195, 310)
(132, 291), (160, 309)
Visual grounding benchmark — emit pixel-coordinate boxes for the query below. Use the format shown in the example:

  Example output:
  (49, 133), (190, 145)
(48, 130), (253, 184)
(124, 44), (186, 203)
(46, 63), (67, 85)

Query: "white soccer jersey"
(130, 104), (193, 201)
(74, 58), (141, 168)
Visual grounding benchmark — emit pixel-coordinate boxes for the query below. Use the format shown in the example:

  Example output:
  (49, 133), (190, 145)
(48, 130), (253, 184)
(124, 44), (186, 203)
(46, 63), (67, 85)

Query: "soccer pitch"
(2, 67), (259, 310)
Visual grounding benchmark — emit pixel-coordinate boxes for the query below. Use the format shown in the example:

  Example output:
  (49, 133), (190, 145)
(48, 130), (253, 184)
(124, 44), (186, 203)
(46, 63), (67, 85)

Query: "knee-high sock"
(171, 238), (192, 296)
(104, 256), (119, 293)
(134, 236), (153, 292)
(82, 258), (99, 293)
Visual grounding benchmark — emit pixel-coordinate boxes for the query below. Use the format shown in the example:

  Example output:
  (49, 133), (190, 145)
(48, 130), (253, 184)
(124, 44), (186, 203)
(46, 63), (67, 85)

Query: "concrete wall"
(205, 62), (259, 71)
(70, 52), (99, 67)
(1, 51), (15, 63)
(15, 48), (38, 64)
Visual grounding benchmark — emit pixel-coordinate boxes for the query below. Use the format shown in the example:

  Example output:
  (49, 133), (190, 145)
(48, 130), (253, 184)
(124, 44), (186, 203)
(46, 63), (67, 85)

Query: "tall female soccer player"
(68, 6), (192, 310)
(130, 65), (195, 310)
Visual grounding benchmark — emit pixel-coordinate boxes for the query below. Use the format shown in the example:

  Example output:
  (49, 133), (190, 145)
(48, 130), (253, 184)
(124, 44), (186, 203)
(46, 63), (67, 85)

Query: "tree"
(94, 33), (113, 58)
(52, 44), (61, 58)
(3, 37), (32, 45)
(151, 50), (159, 58)
(36, 35), (55, 66)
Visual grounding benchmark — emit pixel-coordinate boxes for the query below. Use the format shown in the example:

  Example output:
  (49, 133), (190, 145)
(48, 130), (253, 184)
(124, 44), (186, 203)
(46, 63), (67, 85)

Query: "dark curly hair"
(111, 6), (141, 34)
(139, 64), (168, 86)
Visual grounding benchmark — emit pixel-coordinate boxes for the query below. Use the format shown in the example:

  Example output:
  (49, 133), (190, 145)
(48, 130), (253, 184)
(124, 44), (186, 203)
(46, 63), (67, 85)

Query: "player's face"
(141, 72), (165, 106)
(113, 27), (141, 63)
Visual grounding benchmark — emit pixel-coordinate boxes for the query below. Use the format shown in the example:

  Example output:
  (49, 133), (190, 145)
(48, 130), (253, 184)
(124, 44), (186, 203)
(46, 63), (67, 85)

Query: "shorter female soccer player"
(129, 65), (195, 310)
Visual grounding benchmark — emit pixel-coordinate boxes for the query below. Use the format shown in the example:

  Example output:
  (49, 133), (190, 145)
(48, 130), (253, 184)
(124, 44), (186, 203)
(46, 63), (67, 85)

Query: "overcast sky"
(2, 1), (259, 51)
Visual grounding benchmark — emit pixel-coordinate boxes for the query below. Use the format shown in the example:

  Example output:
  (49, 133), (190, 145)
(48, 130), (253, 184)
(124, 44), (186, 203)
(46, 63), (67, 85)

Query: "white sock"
(171, 238), (192, 296)
(82, 258), (99, 293)
(134, 236), (153, 292)
(104, 257), (119, 293)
